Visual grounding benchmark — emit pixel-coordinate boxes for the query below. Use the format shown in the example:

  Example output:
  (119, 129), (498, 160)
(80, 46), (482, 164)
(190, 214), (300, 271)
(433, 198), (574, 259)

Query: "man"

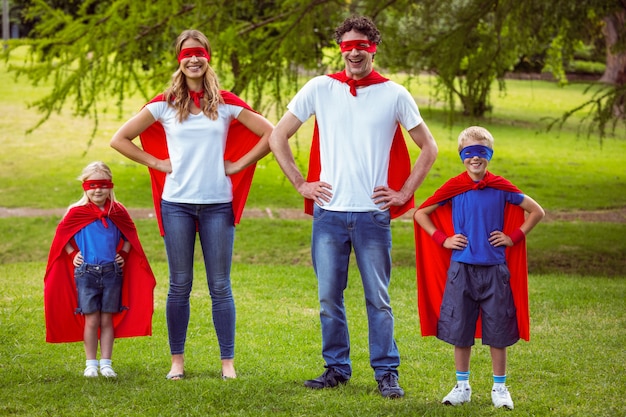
(269, 15), (438, 398)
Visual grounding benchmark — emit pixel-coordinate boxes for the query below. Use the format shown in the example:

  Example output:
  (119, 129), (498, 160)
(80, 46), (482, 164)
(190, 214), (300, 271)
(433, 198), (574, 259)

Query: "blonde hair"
(457, 126), (495, 152)
(164, 29), (223, 123)
(66, 161), (118, 214)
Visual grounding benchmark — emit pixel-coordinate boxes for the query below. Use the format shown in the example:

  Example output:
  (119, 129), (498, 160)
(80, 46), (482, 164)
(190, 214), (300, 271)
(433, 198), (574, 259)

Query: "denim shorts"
(437, 261), (519, 348)
(74, 262), (123, 314)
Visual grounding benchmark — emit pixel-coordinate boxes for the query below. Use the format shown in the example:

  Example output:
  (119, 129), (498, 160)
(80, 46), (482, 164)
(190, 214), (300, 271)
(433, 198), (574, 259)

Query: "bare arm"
(110, 107), (171, 173)
(224, 108), (274, 175)
(268, 111), (333, 205)
(373, 122), (438, 209)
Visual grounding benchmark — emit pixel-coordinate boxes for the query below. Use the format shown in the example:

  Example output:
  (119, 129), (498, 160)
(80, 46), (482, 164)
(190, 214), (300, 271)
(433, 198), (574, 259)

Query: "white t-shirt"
(288, 75), (423, 212)
(146, 101), (243, 204)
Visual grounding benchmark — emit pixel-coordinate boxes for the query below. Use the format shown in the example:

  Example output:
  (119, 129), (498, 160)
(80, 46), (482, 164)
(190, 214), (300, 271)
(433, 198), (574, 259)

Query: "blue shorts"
(437, 261), (519, 348)
(74, 262), (123, 315)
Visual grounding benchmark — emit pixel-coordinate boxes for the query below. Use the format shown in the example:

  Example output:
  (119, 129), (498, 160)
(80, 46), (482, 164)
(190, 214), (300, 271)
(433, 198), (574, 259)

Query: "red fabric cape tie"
(89, 201), (110, 228)
(189, 90), (204, 108)
(327, 70), (388, 96)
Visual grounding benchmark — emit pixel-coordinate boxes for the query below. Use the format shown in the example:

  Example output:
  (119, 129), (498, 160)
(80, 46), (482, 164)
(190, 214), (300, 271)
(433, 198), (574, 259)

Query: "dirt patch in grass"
(1, 206), (625, 222)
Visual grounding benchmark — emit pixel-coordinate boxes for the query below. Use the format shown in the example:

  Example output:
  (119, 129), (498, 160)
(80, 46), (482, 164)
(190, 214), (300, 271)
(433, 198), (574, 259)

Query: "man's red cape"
(304, 71), (414, 219)
(139, 91), (261, 235)
(414, 171), (530, 341)
(44, 202), (156, 343)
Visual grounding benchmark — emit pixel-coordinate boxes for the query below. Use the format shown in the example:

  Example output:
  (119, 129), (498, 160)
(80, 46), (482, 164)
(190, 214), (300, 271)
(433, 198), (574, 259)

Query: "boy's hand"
(444, 234), (468, 250)
(489, 230), (513, 247)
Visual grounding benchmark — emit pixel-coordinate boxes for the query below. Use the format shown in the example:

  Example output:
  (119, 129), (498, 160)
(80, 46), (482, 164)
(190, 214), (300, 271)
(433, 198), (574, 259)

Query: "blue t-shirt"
(446, 187), (524, 265)
(74, 220), (124, 265)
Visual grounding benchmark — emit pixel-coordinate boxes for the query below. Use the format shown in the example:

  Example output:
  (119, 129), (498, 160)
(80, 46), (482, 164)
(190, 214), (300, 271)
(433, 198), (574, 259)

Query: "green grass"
(2, 216), (625, 277)
(1, 263), (624, 416)
(1, 49), (626, 416)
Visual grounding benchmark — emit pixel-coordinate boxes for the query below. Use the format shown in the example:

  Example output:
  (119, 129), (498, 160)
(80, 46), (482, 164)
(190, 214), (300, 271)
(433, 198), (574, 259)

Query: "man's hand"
(372, 186), (410, 210)
(297, 181), (333, 206)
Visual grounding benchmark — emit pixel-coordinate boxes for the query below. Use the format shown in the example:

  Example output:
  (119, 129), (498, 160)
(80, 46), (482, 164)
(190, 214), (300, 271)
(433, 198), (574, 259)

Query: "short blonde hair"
(457, 126), (495, 152)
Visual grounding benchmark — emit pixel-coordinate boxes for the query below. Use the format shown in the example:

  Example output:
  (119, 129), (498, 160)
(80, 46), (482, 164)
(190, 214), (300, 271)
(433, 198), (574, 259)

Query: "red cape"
(44, 202), (156, 343)
(139, 91), (262, 235)
(304, 71), (414, 219)
(414, 171), (530, 341)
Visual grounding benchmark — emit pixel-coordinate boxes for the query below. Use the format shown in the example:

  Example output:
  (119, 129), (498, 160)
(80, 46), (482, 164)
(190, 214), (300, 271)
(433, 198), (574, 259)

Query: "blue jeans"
(74, 262), (123, 314)
(161, 201), (236, 358)
(311, 205), (400, 380)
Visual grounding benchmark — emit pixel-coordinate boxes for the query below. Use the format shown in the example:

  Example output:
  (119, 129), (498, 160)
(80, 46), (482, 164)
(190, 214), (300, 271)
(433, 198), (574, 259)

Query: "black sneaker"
(304, 367), (349, 389)
(377, 373), (405, 398)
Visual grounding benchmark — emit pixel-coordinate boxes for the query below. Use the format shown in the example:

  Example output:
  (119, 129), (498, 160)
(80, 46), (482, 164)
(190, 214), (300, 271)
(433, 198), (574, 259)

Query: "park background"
(1, 1), (626, 416)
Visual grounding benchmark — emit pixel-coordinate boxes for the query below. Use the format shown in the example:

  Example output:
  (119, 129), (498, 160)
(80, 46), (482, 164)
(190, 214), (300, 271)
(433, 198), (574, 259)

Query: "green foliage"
(5, 0), (623, 140)
(568, 59), (606, 75)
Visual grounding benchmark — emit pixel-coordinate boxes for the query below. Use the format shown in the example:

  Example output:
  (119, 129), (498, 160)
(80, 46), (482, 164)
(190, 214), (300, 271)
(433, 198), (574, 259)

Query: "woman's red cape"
(139, 91), (261, 235)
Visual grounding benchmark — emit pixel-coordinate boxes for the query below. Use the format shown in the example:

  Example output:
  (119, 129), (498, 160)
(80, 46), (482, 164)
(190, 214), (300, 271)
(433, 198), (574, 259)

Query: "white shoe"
(83, 365), (99, 378)
(100, 365), (118, 378)
(442, 383), (471, 405)
(492, 385), (514, 409)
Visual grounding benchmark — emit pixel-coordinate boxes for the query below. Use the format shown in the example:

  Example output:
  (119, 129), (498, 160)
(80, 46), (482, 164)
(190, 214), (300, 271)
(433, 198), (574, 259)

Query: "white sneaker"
(442, 383), (471, 405)
(100, 365), (118, 378)
(492, 385), (514, 409)
(83, 365), (99, 378)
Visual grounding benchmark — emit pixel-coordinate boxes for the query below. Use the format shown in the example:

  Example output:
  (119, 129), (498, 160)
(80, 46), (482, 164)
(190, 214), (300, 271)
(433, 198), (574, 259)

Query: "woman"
(111, 29), (273, 381)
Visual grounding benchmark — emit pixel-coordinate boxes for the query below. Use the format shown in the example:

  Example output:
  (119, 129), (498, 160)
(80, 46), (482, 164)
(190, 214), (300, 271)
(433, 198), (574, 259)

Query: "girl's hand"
(72, 251), (84, 267)
(115, 250), (129, 268)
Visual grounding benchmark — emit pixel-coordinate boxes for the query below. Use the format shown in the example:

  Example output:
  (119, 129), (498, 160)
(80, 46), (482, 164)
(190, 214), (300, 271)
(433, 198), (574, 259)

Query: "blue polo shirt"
(446, 187), (524, 266)
(74, 220), (124, 265)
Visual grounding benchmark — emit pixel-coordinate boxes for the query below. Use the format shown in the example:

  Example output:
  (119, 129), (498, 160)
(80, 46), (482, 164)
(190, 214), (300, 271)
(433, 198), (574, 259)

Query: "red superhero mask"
(339, 39), (377, 53)
(177, 47), (211, 63)
(82, 179), (114, 191)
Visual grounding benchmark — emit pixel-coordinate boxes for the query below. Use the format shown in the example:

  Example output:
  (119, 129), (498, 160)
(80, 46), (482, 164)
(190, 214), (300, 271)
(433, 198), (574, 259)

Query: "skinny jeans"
(161, 201), (236, 359)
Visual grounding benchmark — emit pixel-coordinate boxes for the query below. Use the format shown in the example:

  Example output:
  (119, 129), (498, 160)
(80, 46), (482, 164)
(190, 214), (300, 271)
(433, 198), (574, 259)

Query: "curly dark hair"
(333, 16), (381, 45)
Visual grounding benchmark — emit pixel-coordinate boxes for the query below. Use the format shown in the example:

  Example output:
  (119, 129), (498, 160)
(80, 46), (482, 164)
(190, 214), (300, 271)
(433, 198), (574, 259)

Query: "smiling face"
(340, 29), (374, 80)
(179, 38), (209, 81)
(461, 139), (492, 180)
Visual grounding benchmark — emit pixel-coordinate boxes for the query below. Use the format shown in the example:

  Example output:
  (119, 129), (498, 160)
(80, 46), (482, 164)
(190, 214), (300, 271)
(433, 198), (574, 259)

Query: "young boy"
(414, 126), (544, 409)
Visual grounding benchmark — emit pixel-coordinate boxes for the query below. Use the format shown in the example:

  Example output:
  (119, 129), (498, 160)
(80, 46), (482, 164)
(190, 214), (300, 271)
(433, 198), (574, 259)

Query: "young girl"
(44, 161), (156, 378)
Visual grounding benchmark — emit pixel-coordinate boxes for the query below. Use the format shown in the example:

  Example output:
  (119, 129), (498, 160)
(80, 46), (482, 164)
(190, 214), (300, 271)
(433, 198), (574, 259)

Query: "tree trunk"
(599, 8), (626, 85)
